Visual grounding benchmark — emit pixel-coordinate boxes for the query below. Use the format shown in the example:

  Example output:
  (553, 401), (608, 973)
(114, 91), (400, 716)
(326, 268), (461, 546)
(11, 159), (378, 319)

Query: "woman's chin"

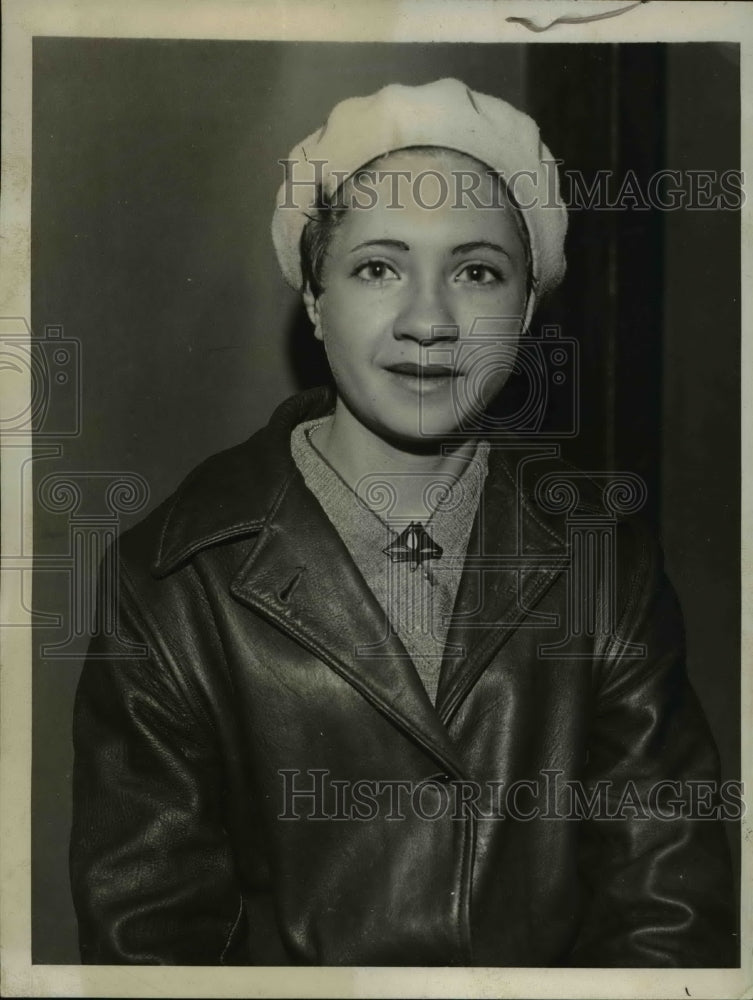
(369, 413), (479, 453)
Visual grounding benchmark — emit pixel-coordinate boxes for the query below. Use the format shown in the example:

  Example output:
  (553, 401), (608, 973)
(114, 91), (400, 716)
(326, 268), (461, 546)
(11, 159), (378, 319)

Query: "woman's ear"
(302, 285), (323, 342)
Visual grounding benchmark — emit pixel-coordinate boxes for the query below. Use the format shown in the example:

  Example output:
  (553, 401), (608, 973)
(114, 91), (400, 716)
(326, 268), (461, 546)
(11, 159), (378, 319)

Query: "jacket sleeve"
(567, 523), (737, 967)
(70, 565), (243, 964)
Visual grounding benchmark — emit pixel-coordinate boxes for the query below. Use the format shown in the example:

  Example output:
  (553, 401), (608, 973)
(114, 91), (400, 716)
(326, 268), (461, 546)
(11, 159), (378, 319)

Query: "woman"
(70, 78), (735, 966)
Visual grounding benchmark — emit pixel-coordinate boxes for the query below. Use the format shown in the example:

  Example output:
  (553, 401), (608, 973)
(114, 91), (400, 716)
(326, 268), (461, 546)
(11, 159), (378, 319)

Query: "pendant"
(383, 521), (443, 571)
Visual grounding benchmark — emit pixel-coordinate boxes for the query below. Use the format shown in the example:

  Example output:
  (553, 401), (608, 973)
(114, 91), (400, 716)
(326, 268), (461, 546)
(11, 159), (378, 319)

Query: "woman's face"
(304, 149), (529, 447)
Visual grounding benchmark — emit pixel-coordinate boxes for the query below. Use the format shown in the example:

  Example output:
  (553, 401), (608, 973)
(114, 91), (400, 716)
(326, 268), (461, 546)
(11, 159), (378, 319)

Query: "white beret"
(272, 77), (567, 306)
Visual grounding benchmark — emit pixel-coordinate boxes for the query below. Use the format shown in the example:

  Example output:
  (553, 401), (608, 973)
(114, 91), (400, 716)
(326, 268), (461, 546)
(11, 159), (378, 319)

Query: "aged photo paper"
(1, 0), (751, 997)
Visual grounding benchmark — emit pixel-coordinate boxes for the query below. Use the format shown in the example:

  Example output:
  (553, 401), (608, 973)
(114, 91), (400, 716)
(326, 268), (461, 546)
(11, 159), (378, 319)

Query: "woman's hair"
(299, 146), (533, 301)
(300, 186), (348, 300)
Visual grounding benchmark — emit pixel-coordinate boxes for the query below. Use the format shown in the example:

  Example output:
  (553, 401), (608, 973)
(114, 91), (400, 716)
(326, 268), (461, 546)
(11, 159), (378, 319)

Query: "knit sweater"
(290, 416), (489, 703)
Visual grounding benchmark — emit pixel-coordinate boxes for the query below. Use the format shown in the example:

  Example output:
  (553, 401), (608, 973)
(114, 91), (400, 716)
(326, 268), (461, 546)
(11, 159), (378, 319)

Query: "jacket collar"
(152, 387), (337, 577)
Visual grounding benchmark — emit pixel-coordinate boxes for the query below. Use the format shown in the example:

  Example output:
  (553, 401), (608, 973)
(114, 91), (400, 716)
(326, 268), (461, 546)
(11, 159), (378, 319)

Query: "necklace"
(383, 521), (443, 571)
(306, 421), (449, 580)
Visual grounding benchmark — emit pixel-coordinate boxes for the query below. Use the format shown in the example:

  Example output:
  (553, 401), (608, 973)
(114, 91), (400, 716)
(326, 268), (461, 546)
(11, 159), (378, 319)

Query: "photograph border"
(1, 1), (751, 997)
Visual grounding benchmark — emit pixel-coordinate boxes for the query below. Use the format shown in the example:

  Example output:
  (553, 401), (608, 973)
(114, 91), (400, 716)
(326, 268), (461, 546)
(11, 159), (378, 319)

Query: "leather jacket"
(70, 387), (736, 966)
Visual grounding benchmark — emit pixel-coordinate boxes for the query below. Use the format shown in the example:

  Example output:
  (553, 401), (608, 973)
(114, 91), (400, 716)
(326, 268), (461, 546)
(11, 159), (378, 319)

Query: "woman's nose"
(392, 279), (458, 344)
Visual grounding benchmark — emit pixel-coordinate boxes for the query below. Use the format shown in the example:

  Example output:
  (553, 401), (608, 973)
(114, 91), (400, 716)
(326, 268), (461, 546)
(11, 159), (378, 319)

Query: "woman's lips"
(385, 363), (456, 378)
(383, 362), (458, 395)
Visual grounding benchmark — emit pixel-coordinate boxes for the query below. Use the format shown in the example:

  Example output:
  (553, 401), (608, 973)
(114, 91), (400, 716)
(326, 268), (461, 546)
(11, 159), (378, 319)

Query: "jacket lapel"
(435, 445), (568, 723)
(230, 468), (468, 779)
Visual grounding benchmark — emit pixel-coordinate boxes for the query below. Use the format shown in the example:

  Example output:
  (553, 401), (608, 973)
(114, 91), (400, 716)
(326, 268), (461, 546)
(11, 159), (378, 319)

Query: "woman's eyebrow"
(452, 241), (512, 260)
(349, 239), (410, 253)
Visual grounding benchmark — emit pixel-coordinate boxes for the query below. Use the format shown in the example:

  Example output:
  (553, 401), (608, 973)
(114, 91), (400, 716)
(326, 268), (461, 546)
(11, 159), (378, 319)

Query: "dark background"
(31, 40), (740, 963)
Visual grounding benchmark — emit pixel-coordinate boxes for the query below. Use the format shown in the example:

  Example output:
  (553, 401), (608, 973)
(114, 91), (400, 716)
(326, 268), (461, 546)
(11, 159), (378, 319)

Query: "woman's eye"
(456, 263), (503, 285)
(352, 260), (399, 282)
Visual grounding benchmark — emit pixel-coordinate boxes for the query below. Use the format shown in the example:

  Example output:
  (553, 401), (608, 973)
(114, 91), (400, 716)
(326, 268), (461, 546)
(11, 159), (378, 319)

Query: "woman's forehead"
(341, 147), (516, 214)
(334, 148), (525, 252)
